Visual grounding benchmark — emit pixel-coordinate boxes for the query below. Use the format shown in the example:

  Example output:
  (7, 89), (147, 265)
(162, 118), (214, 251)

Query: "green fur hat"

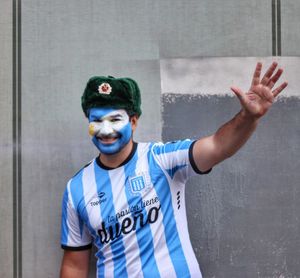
(81, 76), (142, 117)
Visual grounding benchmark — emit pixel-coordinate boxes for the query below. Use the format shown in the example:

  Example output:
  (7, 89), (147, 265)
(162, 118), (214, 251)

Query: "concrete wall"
(1, 0), (299, 277)
(163, 93), (300, 277)
(0, 0), (13, 277)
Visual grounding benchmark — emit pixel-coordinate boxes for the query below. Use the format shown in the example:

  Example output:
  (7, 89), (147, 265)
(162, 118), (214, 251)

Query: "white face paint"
(89, 109), (129, 137)
(88, 108), (131, 154)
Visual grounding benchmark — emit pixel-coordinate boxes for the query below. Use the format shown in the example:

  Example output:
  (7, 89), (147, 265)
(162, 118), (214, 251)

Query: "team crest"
(98, 83), (112, 94)
(128, 172), (151, 195)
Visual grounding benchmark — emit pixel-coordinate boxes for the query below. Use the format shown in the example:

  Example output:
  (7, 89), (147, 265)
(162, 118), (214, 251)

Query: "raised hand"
(230, 62), (288, 119)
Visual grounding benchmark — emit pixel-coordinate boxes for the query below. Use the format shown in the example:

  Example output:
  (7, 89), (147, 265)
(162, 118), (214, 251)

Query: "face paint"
(88, 108), (132, 154)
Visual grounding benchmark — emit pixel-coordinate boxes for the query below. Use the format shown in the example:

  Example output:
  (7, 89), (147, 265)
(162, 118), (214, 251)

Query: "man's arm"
(60, 249), (91, 278)
(193, 62), (288, 172)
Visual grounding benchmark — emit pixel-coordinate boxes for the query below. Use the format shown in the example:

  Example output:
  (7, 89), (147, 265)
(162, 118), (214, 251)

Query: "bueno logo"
(98, 205), (161, 244)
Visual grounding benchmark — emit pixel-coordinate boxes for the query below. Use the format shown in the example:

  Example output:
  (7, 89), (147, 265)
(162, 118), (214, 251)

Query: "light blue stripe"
(69, 172), (84, 203)
(94, 163), (128, 278)
(152, 139), (193, 155)
(61, 187), (69, 245)
(69, 166), (106, 275)
(148, 147), (191, 278)
(69, 171), (92, 237)
(69, 167), (99, 236)
(166, 164), (187, 179)
(124, 144), (161, 278)
(95, 237), (105, 278)
(69, 172), (85, 237)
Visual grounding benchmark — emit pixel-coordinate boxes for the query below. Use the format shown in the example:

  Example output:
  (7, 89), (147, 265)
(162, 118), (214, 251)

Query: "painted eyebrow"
(91, 113), (123, 120)
(108, 114), (123, 118)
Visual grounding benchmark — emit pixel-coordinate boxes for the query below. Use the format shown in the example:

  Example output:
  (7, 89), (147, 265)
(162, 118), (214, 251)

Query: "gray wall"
(1, 0), (299, 277)
(162, 93), (300, 277)
(0, 0), (13, 277)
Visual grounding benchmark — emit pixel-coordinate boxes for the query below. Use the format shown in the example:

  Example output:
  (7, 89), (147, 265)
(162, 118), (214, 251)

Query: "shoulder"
(72, 160), (94, 179)
(150, 139), (195, 155)
(64, 159), (95, 192)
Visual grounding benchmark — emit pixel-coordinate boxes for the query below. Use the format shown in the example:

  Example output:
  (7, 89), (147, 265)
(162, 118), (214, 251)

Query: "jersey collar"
(95, 142), (138, 170)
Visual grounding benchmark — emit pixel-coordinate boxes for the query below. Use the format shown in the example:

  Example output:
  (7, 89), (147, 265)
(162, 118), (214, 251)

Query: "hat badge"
(98, 83), (112, 95)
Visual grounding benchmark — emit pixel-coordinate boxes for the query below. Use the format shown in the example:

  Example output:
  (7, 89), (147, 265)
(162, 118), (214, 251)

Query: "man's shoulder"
(73, 160), (94, 178)
(65, 159), (94, 187)
(149, 139), (194, 155)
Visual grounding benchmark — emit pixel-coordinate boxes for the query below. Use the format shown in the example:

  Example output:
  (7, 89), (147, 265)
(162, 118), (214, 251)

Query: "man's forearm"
(193, 110), (259, 172)
(60, 265), (89, 278)
(193, 61), (287, 172)
(60, 250), (90, 278)
(212, 109), (259, 159)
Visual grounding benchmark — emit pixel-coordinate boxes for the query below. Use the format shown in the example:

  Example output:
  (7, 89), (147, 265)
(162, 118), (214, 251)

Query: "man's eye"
(111, 118), (121, 122)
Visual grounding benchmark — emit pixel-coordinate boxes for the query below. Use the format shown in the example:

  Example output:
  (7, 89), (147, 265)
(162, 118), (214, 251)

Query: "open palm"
(231, 62), (288, 119)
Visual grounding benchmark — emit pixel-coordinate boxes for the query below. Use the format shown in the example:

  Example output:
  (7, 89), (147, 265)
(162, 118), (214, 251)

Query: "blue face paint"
(88, 108), (132, 155)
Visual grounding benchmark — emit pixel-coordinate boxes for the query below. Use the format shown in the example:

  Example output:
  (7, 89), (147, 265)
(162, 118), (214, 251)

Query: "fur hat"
(81, 76), (142, 117)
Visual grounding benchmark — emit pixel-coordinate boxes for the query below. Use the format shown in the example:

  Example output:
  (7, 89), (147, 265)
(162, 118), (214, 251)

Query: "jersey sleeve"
(151, 139), (211, 183)
(61, 181), (93, 251)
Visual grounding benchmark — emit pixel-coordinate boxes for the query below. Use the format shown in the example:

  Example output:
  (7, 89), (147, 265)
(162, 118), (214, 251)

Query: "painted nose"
(99, 121), (114, 136)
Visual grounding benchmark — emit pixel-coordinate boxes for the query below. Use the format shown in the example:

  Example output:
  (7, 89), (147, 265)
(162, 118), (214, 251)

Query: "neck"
(99, 139), (134, 168)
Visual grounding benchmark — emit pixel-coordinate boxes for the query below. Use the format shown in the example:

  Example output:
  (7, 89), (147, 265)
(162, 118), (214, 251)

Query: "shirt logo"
(98, 192), (106, 199)
(129, 175), (145, 193)
(127, 172), (152, 195)
(90, 192), (107, 207)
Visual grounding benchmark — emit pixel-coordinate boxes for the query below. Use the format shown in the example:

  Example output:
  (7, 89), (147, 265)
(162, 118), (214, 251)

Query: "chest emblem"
(129, 176), (145, 192)
(128, 172), (151, 195)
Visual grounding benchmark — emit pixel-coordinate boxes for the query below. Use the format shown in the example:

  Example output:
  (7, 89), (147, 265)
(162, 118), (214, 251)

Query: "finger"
(251, 62), (262, 87)
(272, 82), (288, 97)
(261, 62), (278, 85)
(230, 86), (248, 107)
(267, 68), (283, 89)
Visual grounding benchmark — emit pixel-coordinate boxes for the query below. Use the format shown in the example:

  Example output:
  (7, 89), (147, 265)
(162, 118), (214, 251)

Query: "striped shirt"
(61, 140), (211, 278)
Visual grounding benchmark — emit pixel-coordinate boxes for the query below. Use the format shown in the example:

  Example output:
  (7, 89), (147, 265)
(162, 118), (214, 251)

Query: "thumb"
(230, 86), (247, 107)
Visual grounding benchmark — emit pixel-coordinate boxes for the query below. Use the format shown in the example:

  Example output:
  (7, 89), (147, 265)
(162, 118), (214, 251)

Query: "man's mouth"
(96, 133), (120, 144)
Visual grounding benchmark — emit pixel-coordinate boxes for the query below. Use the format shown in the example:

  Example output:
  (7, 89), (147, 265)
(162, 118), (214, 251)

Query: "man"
(60, 62), (287, 278)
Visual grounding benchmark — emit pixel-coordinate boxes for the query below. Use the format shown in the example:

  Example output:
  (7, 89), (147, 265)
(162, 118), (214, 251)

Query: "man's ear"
(130, 115), (139, 132)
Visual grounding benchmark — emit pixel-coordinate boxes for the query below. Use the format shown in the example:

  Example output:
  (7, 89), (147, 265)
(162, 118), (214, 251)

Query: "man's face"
(88, 108), (132, 155)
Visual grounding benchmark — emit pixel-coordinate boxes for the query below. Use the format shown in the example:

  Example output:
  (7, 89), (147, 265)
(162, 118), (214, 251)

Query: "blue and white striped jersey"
(61, 139), (211, 278)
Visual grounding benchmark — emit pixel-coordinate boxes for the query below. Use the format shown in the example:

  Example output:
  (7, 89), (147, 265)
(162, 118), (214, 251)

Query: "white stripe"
(156, 149), (189, 165)
(82, 162), (100, 230)
(66, 180), (79, 246)
(156, 149), (191, 182)
(137, 143), (177, 278)
(66, 180), (91, 246)
(151, 144), (202, 277)
(169, 182), (202, 278)
(109, 167), (144, 278)
(82, 161), (114, 278)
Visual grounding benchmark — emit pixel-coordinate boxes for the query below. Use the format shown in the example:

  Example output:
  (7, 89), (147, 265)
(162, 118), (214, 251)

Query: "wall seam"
(272, 0), (282, 56)
(277, 0), (282, 55)
(12, 0), (22, 277)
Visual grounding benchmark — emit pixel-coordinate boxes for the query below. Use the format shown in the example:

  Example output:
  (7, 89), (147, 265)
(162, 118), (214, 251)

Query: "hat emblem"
(98, 83), (112, 95)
